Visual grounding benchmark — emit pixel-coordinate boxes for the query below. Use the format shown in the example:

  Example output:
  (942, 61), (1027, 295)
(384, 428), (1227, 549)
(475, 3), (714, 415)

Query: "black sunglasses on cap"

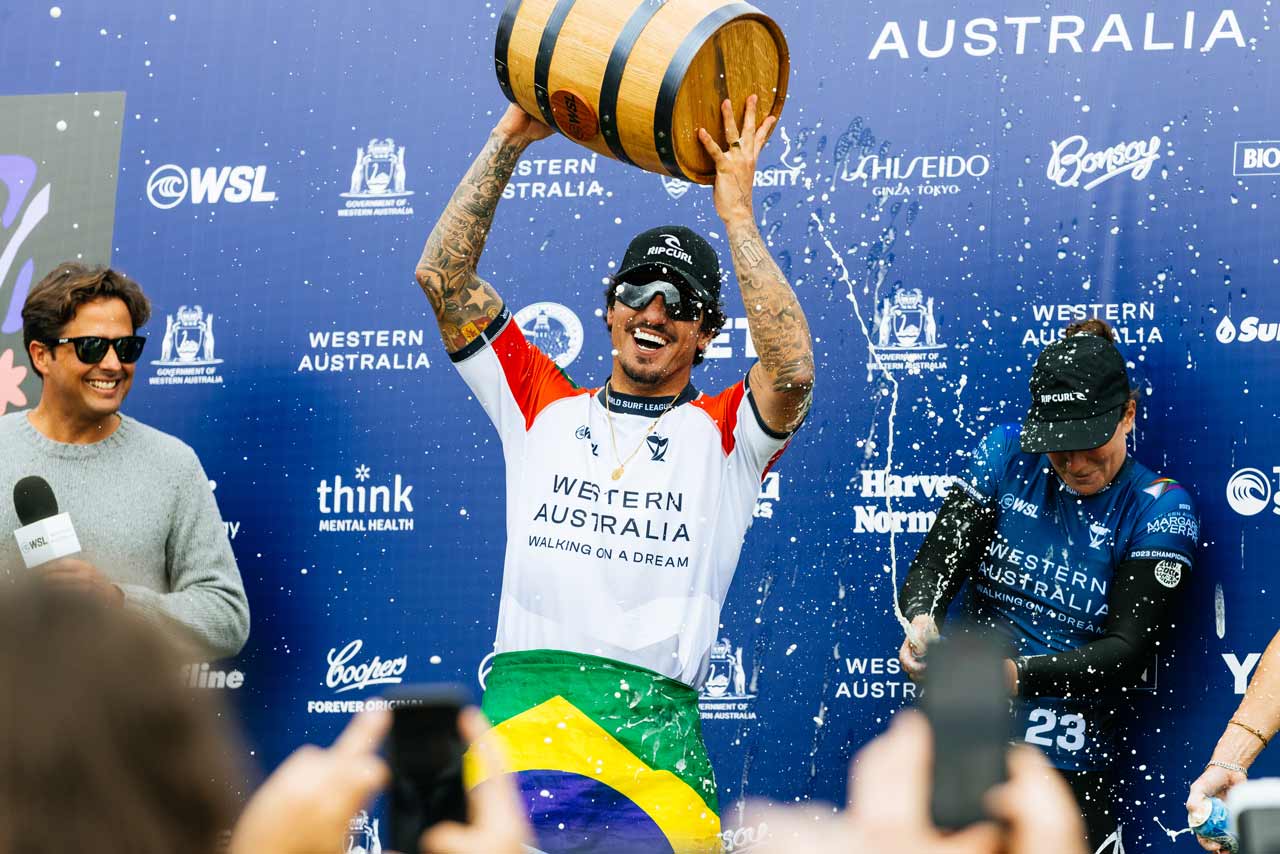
(43, 335), (147, 364)
(613, 279), (705, 322)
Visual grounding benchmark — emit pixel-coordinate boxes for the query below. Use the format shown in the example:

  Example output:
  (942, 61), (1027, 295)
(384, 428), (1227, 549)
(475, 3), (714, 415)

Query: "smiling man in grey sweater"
(0, 262), (248, 659)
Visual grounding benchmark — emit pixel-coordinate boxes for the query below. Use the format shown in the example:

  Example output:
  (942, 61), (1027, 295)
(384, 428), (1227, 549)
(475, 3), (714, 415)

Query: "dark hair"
(602, 280), (727, 367)
(1064, 318), (1142, 409)
(0, 583), (239, 854)
(22, 262), (152, 377)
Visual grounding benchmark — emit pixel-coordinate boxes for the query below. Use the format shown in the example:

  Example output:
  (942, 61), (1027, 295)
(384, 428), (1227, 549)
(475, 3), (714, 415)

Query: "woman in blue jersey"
(897, 319), (1199, 853)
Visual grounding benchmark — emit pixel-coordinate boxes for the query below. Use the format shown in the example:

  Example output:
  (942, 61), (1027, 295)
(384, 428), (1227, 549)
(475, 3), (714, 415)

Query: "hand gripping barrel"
(495, 0), (790, 184)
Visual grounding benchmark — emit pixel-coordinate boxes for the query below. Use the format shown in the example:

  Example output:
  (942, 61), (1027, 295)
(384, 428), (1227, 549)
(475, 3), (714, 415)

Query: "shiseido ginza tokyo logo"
(146, 163), (277, 209)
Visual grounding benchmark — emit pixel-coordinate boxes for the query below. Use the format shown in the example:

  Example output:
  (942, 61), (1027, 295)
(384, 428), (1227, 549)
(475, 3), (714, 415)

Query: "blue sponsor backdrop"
(2, 2), (1279, 848)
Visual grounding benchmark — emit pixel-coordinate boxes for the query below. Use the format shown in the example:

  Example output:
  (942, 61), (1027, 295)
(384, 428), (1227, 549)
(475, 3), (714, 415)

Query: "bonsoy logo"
(1226, 468), (1274, 517)
(146, 164), (276, 209)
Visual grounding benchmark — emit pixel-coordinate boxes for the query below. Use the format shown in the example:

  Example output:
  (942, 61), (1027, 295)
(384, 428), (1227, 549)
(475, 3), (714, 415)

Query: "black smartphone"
(918, 627), (1012, 830)
(386, 684), (472, 853)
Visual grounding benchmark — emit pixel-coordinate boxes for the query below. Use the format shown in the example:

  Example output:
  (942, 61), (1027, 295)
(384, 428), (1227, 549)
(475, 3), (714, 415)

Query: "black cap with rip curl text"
(1020, 333), (1132, 454)
(612, 225), (722, 308)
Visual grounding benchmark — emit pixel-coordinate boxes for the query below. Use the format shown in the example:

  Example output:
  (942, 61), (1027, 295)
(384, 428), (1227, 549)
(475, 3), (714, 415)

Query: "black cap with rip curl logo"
(612, 225), (722, 308)
(1021, 333), (1132, 454)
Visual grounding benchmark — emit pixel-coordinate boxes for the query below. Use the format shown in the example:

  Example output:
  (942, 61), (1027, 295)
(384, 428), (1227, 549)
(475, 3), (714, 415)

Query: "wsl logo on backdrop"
(1226, 467), (1277, 517)
(867, 287), (948, 379)
(1047, 134), (1162, 191)
(338, 138), (415, 218)
(148, 305), (225, 386)
(698, 635), (757, 722)
(316, 465), (415, 533)
(515, 302), (583, 368)
(146, 164), (276, 209)
(1234, 141), (1280, 177)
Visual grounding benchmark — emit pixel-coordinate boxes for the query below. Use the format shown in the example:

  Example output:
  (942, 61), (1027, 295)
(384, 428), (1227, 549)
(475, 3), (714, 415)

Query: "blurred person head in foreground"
(0, 580), (238, 854)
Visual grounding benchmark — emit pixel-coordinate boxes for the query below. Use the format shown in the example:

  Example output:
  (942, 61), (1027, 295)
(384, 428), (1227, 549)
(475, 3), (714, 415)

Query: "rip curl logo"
(1047, 134), (1161, 191)
(325, 640), (408, 693)
(646, 234), (694, 265)
(1039, 391), (1087, 403)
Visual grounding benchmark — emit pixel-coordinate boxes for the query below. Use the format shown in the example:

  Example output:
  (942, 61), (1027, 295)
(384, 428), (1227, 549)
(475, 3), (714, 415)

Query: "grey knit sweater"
(0, 412), (249, 659)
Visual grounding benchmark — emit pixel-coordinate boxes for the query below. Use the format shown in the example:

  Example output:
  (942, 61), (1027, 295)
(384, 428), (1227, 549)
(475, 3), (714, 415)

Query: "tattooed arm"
(414, 105), (554, 353)
(697, 95), (815, 433)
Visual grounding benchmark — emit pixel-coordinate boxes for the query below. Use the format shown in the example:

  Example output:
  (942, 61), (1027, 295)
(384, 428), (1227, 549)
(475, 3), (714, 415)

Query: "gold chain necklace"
(603, 380), (679, 481)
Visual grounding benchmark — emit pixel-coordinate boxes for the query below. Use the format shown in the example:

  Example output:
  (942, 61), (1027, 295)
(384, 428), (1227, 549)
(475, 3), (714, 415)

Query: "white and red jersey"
(452, 306), (794, 688)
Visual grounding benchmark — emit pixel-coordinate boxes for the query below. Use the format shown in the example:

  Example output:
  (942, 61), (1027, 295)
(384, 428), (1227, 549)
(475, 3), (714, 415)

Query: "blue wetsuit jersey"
(952, 425), (1197, 771)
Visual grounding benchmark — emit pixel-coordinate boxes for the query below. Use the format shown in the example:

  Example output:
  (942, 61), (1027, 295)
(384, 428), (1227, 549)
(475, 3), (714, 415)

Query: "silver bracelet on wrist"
(1208, 760), (1248, 775)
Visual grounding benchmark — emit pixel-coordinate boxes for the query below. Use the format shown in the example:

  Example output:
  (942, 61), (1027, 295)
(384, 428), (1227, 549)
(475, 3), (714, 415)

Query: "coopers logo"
(326, 639), (408, 693)
(146, 164), (277, 209)
(1234, 141), (1280, 177)
(1217, 315), (1280, 344)
(1047, 135), (1161, 191)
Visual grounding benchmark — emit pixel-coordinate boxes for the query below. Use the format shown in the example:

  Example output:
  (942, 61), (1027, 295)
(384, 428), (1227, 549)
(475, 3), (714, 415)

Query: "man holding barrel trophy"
(413, 89), (812, 853)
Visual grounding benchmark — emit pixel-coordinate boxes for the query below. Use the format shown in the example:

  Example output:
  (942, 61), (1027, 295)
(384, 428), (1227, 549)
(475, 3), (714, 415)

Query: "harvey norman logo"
(146, 164), (276, 209)
(1233, 141), (1280, 177)
(853, 470), (955, 534)
(1047, 134), (1161, 191)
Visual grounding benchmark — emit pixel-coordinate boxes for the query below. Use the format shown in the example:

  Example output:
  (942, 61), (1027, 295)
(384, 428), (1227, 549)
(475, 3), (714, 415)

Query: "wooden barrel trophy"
(495, 0), (789, 185)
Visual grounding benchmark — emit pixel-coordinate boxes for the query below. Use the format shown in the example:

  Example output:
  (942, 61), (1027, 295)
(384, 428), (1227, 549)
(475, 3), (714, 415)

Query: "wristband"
(1207, 759), (1248, 775)
(1228, 719), (1271, 748)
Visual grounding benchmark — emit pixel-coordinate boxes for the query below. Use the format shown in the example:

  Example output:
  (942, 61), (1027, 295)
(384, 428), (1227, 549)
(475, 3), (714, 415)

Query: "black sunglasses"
(613, 279), (705, 322)
(44, 335), (147, 364)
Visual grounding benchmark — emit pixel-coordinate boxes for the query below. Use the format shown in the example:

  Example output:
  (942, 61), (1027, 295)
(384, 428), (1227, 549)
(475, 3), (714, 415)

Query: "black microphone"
(14, 475), (59, 526)
(11, 476), (81, 568)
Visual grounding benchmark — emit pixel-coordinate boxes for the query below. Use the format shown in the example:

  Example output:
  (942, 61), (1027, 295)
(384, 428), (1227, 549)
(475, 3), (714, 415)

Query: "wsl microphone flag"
(12, 476), (81, 569)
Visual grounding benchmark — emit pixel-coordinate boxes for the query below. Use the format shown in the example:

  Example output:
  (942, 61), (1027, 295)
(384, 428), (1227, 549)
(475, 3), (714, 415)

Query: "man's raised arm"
(414, 105), (553, 354)
(698, 95), (814, 434)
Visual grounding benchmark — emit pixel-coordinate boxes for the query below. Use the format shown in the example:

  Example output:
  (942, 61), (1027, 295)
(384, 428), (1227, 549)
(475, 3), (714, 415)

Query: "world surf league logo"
(0, 155), (47, 412)
(339, 137), (415, 218)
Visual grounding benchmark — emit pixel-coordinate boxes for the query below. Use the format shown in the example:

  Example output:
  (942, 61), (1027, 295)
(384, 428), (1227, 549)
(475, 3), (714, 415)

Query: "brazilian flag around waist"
(465, 649), (722, 854)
